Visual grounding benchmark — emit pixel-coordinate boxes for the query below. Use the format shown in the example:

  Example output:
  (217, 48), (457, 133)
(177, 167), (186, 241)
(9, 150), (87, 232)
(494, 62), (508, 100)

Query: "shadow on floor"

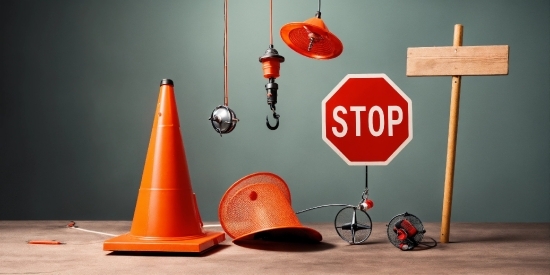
(234, 240), (336, 252)
(105, 244), (232, 257)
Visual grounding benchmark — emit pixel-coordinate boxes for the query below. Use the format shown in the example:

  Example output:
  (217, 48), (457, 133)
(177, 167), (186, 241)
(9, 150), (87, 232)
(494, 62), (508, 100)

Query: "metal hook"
(361, 188), (369, 200)
(266, 110), (280, 130)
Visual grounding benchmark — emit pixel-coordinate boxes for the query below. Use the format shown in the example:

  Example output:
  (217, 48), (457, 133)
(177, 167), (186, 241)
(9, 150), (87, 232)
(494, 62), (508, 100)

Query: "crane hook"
(266, 108), (280, 130)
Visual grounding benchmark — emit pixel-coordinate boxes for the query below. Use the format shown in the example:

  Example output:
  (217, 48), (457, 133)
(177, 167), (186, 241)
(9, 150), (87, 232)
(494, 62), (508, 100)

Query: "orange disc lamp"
(280, 0), (343, 60)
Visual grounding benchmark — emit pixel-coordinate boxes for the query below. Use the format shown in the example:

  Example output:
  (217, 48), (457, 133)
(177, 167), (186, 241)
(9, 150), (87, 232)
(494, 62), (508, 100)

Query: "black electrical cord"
(295, 204), (354, 214)
(318, 0), (321, 15)
(316, 0), (322, 18)
(417, 237), (438, 248)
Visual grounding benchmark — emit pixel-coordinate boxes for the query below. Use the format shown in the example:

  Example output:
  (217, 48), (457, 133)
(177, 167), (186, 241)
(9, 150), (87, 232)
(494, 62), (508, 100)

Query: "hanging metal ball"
(209, 105), (239, 136)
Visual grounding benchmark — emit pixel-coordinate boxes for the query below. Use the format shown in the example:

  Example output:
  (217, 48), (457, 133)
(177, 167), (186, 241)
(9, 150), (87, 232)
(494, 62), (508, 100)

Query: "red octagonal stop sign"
(322, 74), (412, 165)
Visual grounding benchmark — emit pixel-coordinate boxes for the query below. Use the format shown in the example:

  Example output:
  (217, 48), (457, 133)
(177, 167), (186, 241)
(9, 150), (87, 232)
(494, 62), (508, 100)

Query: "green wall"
(1, 0), (548, 223)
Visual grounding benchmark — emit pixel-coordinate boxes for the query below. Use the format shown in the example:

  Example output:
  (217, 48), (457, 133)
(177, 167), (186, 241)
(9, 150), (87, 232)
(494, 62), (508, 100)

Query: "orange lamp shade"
(280, 16), (343, 60)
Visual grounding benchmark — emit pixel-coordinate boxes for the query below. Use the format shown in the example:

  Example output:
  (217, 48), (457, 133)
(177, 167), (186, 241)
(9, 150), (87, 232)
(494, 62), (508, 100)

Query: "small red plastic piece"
(27, 240), (64, 245)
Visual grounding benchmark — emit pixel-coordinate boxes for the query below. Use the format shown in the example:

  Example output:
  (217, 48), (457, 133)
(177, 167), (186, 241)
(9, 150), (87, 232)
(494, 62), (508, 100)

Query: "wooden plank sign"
(407, 45), (509, 76)
(406, 24), (509, 243)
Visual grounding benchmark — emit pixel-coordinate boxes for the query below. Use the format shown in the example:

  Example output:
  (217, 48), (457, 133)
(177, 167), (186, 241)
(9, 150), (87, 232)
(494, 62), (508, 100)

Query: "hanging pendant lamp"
(280, 0), (343, 60)
(209, 0), (239, 136)
(259, 0), (284, 130)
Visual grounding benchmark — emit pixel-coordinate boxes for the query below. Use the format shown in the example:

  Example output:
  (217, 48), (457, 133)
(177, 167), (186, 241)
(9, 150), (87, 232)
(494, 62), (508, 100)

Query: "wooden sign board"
(407, 45), (509, 76)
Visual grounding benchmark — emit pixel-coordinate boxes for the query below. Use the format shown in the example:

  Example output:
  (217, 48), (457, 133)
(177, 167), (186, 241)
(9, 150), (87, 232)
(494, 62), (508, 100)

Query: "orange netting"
(218, 172), (321, 242)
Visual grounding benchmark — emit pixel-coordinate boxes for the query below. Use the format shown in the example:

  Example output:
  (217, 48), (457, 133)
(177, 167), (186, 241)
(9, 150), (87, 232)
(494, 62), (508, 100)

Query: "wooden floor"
(0, 221), (548, 274)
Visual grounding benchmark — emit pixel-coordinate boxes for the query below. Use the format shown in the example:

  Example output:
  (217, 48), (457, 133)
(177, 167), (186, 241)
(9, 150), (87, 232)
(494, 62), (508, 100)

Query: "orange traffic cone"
(103, 79), (225, 253)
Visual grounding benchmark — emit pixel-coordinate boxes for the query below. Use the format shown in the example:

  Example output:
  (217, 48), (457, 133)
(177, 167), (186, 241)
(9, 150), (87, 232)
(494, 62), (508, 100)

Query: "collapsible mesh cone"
(219, 173), (322, 243)
(103, 79), (225, 253)
(280, 16), (343, 60)
(220, 172), (291, 204)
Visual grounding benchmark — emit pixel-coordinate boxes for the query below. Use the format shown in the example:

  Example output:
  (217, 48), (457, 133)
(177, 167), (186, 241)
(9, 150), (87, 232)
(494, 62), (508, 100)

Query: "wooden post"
(406, 24), (509, 243)
(441, 24), (463, 243)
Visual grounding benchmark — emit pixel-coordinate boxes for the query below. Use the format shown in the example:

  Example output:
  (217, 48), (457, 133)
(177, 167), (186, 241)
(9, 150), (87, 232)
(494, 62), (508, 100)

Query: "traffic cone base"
(103, 231), (225, 253)
(103, 79), (224, 253)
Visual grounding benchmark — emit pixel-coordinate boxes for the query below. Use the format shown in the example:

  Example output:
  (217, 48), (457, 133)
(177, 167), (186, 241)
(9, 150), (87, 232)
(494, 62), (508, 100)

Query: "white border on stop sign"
(321, 73), (413, 166)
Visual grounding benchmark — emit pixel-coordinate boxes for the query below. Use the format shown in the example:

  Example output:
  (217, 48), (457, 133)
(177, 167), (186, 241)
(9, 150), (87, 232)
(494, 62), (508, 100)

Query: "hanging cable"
(209, 0), (239, 136)
(316, 0), (322, 18)
(269, 0), (273, 46)
(224, 0), (228, 106)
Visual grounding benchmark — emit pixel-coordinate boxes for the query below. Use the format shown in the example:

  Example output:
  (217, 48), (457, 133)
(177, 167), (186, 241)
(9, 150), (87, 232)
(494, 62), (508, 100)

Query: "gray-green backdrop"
(1, 0), (548, 224)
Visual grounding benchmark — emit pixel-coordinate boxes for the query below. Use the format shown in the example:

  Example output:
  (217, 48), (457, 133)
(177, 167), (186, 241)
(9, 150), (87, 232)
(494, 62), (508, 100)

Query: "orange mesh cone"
(280, 16), (343, 60)
(103, 79), (225, 253)
(219, 172), (322, 243)
(220, 172), (291, 204)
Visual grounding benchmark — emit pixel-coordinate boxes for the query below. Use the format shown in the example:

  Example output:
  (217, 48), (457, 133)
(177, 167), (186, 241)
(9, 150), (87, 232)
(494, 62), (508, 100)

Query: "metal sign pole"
(365, 166), (368, 190)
